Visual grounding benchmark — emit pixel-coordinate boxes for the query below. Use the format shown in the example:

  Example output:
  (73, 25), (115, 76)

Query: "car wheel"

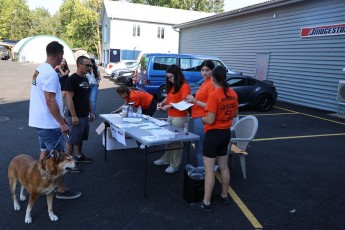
(255, 94), (273, 112)
(127, 78), (133, 87)
(156, 85), (166, 102)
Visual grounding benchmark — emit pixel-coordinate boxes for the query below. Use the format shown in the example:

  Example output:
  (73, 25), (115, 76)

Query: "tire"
(127, 77), (133, 87)
(255, 94), (274, 112)
(156, 85), (166, 102)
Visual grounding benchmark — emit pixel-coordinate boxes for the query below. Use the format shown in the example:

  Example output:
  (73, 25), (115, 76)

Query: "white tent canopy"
(15, 35), (75, 64)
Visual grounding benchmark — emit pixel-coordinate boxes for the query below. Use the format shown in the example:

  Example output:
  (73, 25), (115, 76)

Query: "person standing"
(86, 58), (101, 117)
(185, 60), (215, 167)
(191, 66), (238, 212)
(29, 41), (81, 199)
(65, 56), (95, 172)
(112, 85), (157, 117)
(154, 65), (191, 173)
(55, 58), (70, 115)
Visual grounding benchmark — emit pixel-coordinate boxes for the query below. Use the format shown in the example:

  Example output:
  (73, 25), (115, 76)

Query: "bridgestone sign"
(300, 23), (345, 38)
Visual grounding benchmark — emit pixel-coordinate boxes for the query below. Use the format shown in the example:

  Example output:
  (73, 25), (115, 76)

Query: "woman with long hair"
(86, 58), (101, 117)
(155, 64), (191, 173)
(191, 66), (238, 212)
(55, 58), (70, 114)
(185, 60), (215, 167)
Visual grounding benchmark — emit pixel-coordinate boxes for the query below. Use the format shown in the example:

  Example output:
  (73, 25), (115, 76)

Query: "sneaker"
(56, 189), (81, 200)
(220, 194), (231, 205)
(74, 153), (93, 163)
(190, 201), (212, 212)
(165, 166), (179, 173)
(66, 166), (83, 173)
(154, 159), (169, 166)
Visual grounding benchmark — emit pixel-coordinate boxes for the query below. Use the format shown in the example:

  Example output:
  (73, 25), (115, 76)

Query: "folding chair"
(228, 115), (258, 179)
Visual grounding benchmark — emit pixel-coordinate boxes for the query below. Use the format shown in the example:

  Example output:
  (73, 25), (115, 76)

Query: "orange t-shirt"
(166, 82), (190, 117)
(204, 87), (238, 133)
(126, 90), (153, 110)
(191, 77), (214, 118)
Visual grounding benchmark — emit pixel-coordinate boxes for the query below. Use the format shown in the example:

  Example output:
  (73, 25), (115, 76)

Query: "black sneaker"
(56, 189), (81, 200)
(220, 194), (231, 205)
(74, 154), (93, 163)
(190, 201), (212, 212)
(66, 166), (83, 173)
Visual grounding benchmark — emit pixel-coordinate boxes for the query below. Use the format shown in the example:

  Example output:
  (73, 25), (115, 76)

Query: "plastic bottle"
(128, 105), (134, 117)
(137, 106), (142, 118)
(184, 122), (188, 135)
(185, 164), (194, 172)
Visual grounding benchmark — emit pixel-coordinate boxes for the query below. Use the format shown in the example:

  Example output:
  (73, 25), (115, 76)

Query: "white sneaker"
(154, 159), (169, 166)
(165, 166), (179, 173)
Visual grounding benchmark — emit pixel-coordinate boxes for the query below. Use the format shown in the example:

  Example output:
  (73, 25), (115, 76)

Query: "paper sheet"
(171, 101), (194, 111)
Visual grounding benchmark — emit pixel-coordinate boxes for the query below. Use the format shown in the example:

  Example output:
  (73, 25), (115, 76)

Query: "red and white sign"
(300, 23), (345, 38)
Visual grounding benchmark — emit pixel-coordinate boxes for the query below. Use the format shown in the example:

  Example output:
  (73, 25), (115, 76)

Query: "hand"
(60, 123), (70, 136)
(72, 116), (79, 125)
(157, 103), (162, 111)
(185, 95), (196, 103)
(89, 114), (95, 122)
(160, 105), (171, 111)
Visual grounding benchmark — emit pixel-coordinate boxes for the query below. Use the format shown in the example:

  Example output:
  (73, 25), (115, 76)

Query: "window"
(228, 78), (246, 87)
(133, 25), (140, 37)
(153, 57), (177, 70)
(157, 27), (165, 39)
(180, 59), (191, 70)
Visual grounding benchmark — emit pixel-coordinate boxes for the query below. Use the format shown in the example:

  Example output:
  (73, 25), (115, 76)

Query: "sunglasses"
(167, 74), (174, 79)
(81, 63), (92, 68)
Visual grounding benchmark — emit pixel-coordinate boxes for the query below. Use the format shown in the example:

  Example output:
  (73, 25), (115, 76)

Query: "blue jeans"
(89, 84), (98, 116)
(193, 117), (205, 167)
(36, 128), (66, 152)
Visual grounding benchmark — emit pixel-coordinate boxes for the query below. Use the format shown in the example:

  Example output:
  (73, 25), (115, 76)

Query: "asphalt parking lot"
(0, 61), (345, 230)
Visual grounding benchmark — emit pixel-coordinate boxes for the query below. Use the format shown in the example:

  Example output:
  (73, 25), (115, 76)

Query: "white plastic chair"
(228, 115), (258, 179)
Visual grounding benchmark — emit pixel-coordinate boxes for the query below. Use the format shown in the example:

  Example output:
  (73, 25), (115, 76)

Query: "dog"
(8, 150), (76, 224)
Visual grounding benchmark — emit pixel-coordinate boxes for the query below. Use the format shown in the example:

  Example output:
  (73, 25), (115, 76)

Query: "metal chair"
(228, 115), (259, 179)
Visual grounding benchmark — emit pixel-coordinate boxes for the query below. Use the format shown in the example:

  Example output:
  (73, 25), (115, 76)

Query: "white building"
(100, 0), (213, 65)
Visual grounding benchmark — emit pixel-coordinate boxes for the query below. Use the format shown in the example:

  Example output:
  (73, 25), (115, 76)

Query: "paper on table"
(171, 101), (194, 111)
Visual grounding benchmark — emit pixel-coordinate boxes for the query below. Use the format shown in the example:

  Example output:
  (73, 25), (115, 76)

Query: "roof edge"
(173, 0), (304, 29)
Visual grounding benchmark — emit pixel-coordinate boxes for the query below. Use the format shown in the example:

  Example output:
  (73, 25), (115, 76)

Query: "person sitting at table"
(154, 64), (191, 173)
(191, 66), (238, 212)
(111, 85), (157, 116)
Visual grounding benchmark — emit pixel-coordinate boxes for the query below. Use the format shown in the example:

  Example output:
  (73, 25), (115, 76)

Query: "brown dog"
(8, 150), (76, 224)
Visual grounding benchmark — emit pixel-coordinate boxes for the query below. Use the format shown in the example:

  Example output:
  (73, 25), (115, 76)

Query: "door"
(255, 53), (270, 81)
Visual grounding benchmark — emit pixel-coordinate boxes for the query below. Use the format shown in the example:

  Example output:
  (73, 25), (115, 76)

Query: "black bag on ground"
(183, 169), (204, 203)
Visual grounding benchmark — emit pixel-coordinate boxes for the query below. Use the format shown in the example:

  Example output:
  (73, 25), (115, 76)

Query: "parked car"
(111, 69), (137, 87)
(190, 73), (278, 112)
(105, 60), (138, 75)
(136, 53), (236, 102)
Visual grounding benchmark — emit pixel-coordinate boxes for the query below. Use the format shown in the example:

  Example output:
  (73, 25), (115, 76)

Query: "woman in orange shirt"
(154, 65), (191, 173)
(191, 66), (238, 212)
(112, 85), (157, 116)
(185, 60), (215, 167)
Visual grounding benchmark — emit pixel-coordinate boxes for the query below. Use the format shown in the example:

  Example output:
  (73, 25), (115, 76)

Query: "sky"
(27, 0), (267, 15)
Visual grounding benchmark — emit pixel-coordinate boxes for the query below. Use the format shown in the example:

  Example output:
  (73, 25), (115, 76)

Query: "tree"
(0, 0), (32, 40)
(59, 0), (102, 58)
(29, 8), (59, 36)
(129, 0), (224, 13)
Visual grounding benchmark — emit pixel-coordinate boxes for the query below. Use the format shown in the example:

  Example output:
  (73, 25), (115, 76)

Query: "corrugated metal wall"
(178, 0), (345, 112)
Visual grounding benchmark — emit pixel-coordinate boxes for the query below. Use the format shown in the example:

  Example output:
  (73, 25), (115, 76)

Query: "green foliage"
(130, 0), (224, 13)
(0, 0), (32, 40)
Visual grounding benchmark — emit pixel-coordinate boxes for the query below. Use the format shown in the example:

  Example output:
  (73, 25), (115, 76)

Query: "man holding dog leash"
(29, 41), (81, 200)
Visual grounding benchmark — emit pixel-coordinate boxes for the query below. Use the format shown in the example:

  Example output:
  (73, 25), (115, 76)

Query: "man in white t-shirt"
(29, 41), (81, 200)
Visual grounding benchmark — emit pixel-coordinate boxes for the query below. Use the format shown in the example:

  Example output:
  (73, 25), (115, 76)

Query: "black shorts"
(203, 129), (230, 158)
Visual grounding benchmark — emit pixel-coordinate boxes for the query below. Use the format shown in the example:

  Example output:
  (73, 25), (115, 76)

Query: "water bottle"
(184, 122), (188, 135)
(137, 106), (142, 118)
(128, 105), (134, 118)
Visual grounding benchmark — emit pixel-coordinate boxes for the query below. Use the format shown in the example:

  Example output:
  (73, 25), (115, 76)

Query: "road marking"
(253, 133), (345, 141)
(274, 106), (345, 125)
(215, 172), (263, 229)
(243, 112), (298, 116)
